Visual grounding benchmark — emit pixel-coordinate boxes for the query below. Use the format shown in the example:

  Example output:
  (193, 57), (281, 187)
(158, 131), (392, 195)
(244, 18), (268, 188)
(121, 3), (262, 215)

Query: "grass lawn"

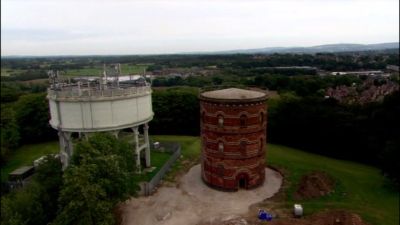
(131, 151), (172, 183)
(1, 141), (59, 182)
(151, 136), (201, 182)
(267, 144), (399, 225)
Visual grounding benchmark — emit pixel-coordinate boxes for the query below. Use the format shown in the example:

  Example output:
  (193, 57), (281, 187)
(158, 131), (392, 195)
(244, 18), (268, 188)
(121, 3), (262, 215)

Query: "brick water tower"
(200, 88), (267, 191)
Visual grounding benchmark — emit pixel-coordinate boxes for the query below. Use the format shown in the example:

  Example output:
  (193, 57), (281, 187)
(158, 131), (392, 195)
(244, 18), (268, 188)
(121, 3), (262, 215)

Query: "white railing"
(48, 85), (151, 99)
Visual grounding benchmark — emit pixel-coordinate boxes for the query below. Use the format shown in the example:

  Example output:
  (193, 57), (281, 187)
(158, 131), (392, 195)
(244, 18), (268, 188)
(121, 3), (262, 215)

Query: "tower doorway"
(237, 173), (249, 189)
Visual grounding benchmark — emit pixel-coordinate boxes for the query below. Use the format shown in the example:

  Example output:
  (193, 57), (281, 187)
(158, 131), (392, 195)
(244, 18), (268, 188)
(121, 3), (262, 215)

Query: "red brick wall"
(200, 99), (267, 191)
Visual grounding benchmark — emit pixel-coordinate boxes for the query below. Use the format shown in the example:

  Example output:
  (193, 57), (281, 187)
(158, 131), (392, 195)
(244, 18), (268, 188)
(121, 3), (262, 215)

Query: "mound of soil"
(308, 210), (369, 225)
(294, 171), (335, 200)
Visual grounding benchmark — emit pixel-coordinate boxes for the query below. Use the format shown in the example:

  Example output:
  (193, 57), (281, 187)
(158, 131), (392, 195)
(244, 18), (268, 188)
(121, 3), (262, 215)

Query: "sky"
(1, 0), (399, 56)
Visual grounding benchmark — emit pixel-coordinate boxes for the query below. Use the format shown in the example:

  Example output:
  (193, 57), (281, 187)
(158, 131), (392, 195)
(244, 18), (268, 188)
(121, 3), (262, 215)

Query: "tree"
(151, 88), (200, 135)
(54, 133), (136, 225)
(1, 182), (46, 225)
(212, 76), (223, 85)
(0, 106), (20, 163)
(14, 93), (57, 143)
(54, 165), (114, 225)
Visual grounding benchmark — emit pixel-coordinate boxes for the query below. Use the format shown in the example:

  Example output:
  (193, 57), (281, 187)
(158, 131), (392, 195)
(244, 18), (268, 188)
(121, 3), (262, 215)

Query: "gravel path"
(121, 164), (282, 225)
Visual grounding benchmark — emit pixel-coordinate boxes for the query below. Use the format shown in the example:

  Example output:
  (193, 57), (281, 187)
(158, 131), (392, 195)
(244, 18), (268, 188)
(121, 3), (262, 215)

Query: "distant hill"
(2, 42), (398, 58)
(212, 42), (399, 54)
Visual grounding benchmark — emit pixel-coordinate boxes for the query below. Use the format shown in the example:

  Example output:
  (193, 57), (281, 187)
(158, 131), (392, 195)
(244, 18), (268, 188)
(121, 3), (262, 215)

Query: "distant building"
(330, 71), (390, 77)
(386, 65), (399, 72)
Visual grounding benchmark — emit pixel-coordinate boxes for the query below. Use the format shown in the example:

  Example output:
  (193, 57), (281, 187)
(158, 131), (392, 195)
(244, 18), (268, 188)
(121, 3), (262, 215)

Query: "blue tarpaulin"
(258, 209), (272, 221)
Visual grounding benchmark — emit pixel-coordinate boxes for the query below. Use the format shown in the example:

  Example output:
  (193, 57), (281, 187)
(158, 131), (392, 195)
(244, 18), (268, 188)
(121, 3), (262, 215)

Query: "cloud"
(1, 0), (399, 55)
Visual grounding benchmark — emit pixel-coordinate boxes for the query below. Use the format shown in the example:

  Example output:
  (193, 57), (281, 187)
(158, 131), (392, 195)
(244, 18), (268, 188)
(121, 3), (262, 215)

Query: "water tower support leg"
(58, 131), (73, 170)
(144, 123), (151, 167)
(65, 132), (73, 158)
(133, 127), (141, 173)
(111, 130), (120, 138)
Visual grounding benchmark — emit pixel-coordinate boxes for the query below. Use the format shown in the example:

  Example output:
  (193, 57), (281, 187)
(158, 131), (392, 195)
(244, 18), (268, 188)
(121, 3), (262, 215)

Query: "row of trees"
(268, 92), (399, 180)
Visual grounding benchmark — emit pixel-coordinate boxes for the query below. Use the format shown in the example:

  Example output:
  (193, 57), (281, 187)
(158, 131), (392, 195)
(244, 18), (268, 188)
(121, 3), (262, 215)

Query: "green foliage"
(54, 165), (115, 225)
(0, 106), (20, 163)
(1, 182), (45, 225)
(1, 83), (22, 103)
(1, 155), (62, 225)
(376, 91), (400, 185)
(54, 133), (136, 225)
(34, 156), (63, 221)
(268, 91), (400, 186)
(151, 87), (200, 135)
(266, 144), (399, 225)
(13, 93), (57, 143)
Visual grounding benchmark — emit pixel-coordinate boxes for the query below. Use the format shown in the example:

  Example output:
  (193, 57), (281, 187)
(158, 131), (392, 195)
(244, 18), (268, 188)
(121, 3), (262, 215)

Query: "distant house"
(330, 71), (388, 77)
(386, 65), (399, 72)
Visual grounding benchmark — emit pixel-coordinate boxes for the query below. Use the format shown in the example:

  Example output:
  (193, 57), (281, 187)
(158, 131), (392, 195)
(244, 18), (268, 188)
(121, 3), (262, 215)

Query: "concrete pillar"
(58, 131), (73, 170)
(111, 130), (120, 138)
(144, 123), (151, 167)
(132, 127), (141, 173)
(83, 132), (89, 141)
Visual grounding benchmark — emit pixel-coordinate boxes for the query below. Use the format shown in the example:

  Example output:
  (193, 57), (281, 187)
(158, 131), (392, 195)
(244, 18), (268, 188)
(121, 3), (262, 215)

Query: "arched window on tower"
(260, 112), (264, 124)
(202, 111), (206, 123)
(217, 165), (224, 177)
(240, 140), (246, 156)
(240, 115), (247, 128)
(259, 138), (264, 153)
(218, 141), (224, 153)
(218, 115), (224, 127)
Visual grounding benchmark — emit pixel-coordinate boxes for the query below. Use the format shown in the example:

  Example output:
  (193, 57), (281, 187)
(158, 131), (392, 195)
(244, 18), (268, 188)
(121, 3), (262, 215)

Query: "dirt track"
(121, 164), (282, 225)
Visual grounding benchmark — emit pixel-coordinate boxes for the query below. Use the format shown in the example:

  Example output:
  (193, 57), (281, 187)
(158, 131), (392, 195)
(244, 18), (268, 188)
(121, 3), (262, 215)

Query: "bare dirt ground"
(210, 210), (369, 225)
(120, 164), (283, 225)
(294, 171), (335, 200)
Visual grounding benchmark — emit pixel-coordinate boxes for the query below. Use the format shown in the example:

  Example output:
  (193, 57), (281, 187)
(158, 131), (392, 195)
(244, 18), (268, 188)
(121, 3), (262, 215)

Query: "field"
(65, 64), (148, 76)
(1, 68), (27, 77)
(0, 64), (148, 78)
(2, 136), (398, 225)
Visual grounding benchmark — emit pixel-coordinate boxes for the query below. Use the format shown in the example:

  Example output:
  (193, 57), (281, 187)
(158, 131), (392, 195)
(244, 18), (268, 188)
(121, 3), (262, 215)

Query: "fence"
(47, 85), (151, 99)
(142, 142), (181, 196)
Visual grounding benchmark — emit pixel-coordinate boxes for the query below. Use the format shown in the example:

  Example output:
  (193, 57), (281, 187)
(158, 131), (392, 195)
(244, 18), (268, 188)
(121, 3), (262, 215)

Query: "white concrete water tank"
(48, 86), (153, 132)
